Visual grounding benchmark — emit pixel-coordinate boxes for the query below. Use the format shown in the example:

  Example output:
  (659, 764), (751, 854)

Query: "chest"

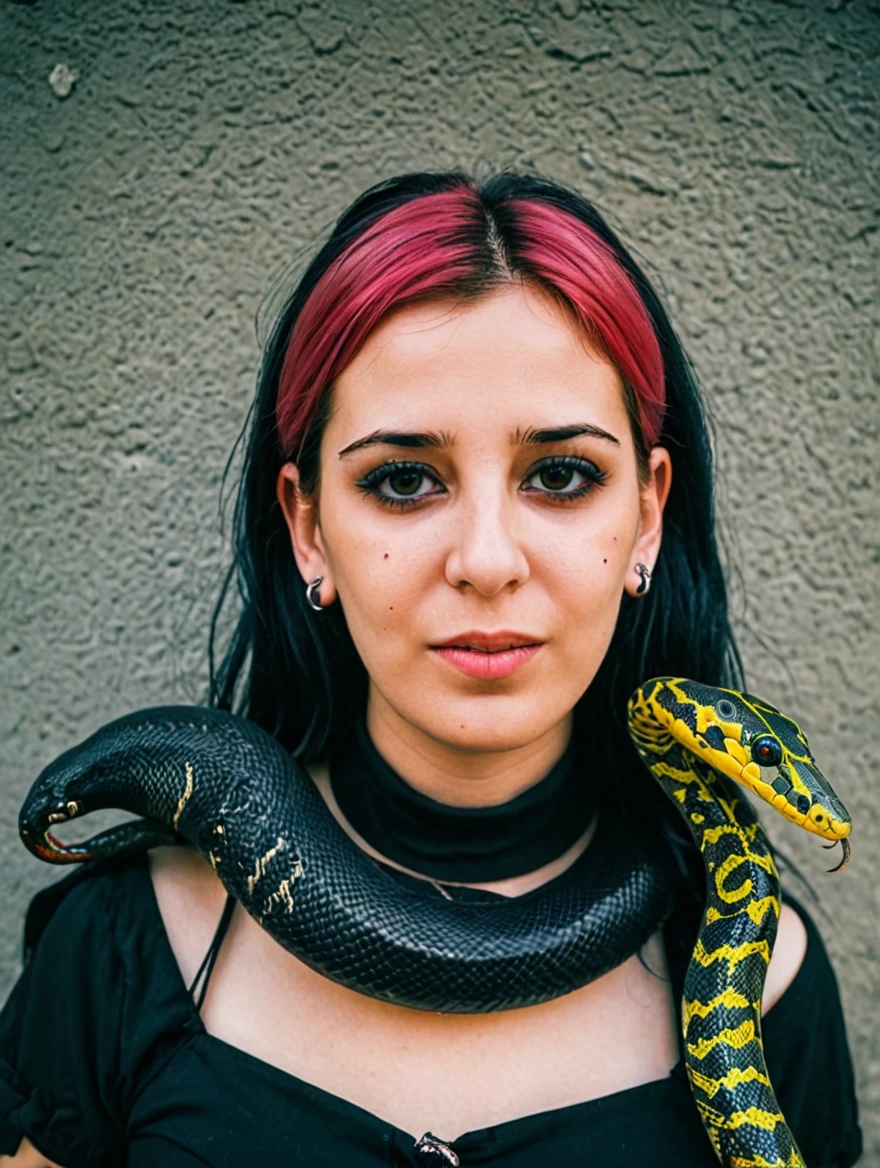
(199, 908), (681, 1140)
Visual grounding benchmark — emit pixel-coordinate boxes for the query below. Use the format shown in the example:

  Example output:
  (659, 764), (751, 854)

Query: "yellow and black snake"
(18, 679), (852, 1167)
(627, 678), (852, 1168)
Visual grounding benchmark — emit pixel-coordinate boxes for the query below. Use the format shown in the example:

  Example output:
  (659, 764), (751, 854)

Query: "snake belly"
(18, 705), (675, 1014)
(627, 678), (852, 1168)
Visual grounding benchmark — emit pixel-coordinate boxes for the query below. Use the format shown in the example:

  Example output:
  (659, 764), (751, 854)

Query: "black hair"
(209, 169), (744, 925)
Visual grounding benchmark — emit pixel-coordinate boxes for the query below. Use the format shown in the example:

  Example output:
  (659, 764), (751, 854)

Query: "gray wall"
(2, 0), (878, 1157)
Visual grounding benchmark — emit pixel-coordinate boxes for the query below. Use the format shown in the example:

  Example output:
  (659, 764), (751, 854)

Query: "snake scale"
(18, 678), (851, 1167)
(628, 679), (851, 1167)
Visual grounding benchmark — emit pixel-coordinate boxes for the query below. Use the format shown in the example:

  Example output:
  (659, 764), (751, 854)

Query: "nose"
(444, 490), (530, 598)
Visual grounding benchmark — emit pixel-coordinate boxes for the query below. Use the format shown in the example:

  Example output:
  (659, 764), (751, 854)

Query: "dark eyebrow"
(338, 423), (619, 458)
(338, 430), (453, 458)
(514, 423), (620, 446)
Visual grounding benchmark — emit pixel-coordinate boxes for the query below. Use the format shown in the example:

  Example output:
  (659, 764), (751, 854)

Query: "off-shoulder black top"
(0, 850), (862, 1168)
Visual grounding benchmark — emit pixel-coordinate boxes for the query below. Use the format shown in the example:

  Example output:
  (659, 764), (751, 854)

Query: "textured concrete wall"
(2, 0), (878, 1157)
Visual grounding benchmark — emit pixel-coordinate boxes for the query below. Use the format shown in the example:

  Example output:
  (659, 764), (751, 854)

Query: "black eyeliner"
(355, 454), (608, 509)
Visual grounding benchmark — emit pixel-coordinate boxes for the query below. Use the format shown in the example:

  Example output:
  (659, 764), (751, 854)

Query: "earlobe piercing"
(635, 563), (652, 596)
(305, 576), (325, 611)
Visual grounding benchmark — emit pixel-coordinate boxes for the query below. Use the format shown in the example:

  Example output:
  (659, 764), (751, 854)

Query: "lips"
(431, 631), (542, 653)
(430, 632), (544, 680)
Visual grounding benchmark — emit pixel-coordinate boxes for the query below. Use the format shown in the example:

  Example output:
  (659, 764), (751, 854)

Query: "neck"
(365, 689), (574, 808)
(312, 757), (599, 897)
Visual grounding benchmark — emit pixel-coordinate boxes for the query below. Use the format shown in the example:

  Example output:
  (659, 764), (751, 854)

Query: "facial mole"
(384, 553), (389, 559)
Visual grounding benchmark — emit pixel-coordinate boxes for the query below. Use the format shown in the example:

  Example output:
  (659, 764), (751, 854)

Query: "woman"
(0, 170), (862, 1166)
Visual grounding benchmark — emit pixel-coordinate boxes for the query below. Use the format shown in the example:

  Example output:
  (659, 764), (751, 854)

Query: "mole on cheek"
(384, 553), (389, 559)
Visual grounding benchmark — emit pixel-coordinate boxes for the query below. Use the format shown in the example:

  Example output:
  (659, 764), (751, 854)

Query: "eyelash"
(354, 456), (608, 510)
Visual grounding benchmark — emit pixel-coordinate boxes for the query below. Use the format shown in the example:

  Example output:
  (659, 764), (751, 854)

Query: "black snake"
(18, 678), (851, 1167)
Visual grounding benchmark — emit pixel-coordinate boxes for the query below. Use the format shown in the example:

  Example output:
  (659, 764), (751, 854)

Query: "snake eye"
(715, 699), (737, 720)
(751, 735), (783, 767)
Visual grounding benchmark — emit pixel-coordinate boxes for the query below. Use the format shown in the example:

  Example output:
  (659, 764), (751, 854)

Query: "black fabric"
(0, 851), (862, 1168)
(329, 718), (597, 882)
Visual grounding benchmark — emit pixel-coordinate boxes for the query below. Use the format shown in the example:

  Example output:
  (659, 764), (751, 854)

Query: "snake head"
(19, 706), (243, 866)
(19, 734), (141, 863)
(644, 679), (852, 871)
(732, 692), (852, 856)
(18, 731), (109, 861)
(19, 788), (93, 863)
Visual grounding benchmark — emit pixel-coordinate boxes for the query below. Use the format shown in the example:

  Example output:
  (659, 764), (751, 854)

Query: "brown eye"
(538, 464), (575, 490)
(356, 461), (444, 507)
(386, 469), (424, 496)
(523, 457), (605, 499)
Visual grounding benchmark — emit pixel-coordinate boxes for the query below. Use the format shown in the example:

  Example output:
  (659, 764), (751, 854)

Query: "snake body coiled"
(19, 679), (852, 1166)
(18, 705), (674, 1014)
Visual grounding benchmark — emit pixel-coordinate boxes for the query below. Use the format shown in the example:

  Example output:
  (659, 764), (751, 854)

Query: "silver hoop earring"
(305, 576), (324, 611)
(635, 563), (652, 596)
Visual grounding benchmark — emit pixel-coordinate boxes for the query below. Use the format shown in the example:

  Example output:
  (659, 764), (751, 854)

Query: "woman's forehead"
(340, 284), (601, 370)
(329, 285), (629, 437)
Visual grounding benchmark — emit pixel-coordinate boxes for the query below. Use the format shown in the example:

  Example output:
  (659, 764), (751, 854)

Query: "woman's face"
(279, 283), (670, 775)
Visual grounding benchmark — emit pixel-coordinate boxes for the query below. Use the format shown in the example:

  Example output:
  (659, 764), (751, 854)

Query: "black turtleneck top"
(0, 721), (863, 1168)
(328, 716), (598, 882)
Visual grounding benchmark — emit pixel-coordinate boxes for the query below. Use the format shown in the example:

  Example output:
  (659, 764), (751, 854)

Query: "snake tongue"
(823, 837), (851, 873)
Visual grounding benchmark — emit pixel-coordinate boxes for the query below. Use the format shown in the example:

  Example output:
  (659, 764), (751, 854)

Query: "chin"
(412, 695), (567, 755)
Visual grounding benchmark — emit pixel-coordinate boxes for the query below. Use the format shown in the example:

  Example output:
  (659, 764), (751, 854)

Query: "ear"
(624, 445), (672, 599)
(276, 463), (337, 605)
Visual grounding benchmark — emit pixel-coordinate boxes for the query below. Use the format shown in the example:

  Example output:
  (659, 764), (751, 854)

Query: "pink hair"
(275, 186), (665, 458)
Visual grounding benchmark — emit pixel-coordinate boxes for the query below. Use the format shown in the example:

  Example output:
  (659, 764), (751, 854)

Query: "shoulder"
(761, 893), (863, 1166)
(762, 891), (852, 1056)
(0, 854), (187, 1168)
(762, 901), (808, 1015)
(13, 851), (190, 1034)
(12, 849), (205, 1052)
(28, 845), (231, 992)
(23, 852), (153, 961)
(148, 845), (229, 990)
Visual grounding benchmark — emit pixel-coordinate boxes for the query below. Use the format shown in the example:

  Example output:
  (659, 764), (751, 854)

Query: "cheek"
(321, 511), (441, 652)
(534, 510), (637, 673)
(538, 507), (637, 602)
(553, 558), (625, 658)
